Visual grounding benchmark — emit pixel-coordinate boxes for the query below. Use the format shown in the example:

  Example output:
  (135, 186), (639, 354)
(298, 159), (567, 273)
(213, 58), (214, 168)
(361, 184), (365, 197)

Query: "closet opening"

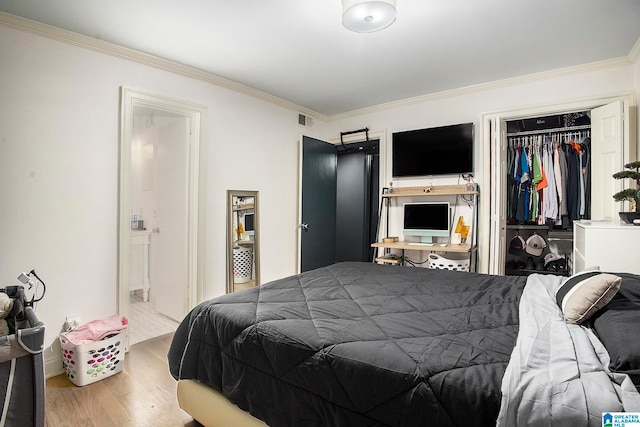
(504, 111), (591, 278)
(506, 111), (592, 228)
(484, 95), (634, 276)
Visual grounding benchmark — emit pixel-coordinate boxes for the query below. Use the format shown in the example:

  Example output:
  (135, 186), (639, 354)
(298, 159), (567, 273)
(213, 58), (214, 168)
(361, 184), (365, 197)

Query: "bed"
(168, 262), (640, 426)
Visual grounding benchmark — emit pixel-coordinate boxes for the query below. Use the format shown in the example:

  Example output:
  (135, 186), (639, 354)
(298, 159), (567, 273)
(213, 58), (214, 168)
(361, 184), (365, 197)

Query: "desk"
(371, 241), (472, 253)
(373, 184), (479, 271)
(371, 241), (475, 270)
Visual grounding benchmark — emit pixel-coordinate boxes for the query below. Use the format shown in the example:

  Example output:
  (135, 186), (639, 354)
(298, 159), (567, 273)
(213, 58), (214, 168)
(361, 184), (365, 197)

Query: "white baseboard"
(44, 352), (64, 379)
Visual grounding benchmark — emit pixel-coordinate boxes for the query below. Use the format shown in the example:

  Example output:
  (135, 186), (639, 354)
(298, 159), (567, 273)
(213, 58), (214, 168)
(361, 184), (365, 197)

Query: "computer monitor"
(244, 213), (254, 238)
(403, 202), (450, 244)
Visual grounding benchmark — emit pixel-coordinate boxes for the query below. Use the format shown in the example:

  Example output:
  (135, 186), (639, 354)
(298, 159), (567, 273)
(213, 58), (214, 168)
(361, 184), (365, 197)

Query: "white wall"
(326, 62), (638, 272)
(0, 25), (328, 371)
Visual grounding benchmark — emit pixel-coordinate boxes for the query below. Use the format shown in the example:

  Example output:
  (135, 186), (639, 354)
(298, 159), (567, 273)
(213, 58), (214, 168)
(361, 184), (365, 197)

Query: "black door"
(300, 136), (337, 272)
(300, 136), (379, 272)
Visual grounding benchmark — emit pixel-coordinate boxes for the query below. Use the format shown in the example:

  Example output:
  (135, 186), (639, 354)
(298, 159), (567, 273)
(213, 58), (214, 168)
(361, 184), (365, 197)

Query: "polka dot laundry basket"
(233, 246), (253, 284)
(60, 330), (126, 386)
(427, 253), (470, 272)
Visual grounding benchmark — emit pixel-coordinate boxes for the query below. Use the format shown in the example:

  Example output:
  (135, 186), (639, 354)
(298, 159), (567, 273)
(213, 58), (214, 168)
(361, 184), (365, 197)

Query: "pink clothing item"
(64, 315), (128, 345)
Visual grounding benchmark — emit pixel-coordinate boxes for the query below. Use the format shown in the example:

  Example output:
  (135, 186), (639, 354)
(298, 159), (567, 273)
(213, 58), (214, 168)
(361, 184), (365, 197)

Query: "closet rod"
(507, 124), (590, 137)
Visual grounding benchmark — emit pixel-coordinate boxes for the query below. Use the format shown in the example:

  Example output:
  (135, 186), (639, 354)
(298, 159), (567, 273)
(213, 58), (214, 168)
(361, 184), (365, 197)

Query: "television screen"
(392, 123), (474, 177)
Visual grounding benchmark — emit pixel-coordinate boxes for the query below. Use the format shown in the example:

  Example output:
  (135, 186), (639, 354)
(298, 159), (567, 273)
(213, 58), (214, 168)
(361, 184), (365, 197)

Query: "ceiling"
(1, 1), (640, 117)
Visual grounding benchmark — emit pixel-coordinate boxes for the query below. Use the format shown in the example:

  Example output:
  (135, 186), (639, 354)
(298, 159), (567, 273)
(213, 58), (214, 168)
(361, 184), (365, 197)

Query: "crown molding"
(629, 36), (640, 64)
(329, 56), (634, 121)
(0, 11), (327, 121)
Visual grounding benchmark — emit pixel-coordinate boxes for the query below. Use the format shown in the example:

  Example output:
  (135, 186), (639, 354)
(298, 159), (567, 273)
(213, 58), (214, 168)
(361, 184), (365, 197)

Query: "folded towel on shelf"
(64, 315), (128, 345)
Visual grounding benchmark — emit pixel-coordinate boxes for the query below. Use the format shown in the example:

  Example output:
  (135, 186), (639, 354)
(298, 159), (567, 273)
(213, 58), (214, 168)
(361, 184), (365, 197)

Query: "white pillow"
(555, 268), (621, 324)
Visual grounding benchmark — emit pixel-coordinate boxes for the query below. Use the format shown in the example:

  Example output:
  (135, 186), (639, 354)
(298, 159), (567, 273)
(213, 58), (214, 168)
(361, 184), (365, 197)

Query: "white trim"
(296, 138), (303, 275)
(118, 88), (207, 347)
(481, 92), (636, 120)
(44, 353), (65, 379)
(629, 36), (640, 64)
(486, 116), (506, 275)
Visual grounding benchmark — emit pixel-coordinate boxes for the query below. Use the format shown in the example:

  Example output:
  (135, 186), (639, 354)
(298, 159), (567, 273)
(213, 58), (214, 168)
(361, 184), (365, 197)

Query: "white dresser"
(573, 220), (640, 274)
(130, 230), (151, 301)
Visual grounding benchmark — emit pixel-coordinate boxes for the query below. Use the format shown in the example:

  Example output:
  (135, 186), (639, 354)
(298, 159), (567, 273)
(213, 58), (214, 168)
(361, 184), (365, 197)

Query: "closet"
(487, 97), (635, 276)
(503, 112), (590, 277)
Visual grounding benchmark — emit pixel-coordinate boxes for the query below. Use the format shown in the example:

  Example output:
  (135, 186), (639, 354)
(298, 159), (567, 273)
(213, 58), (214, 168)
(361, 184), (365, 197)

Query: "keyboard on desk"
(407, 242), (434, 246)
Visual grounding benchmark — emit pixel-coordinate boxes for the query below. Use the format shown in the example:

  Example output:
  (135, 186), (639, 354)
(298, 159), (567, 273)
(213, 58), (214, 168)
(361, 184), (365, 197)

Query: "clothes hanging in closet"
(506, 130), (590, 227)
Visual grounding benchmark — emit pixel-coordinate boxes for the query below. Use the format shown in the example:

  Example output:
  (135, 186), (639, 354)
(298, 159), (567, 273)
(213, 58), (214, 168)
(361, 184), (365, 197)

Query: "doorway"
(298, 134), (382, 272)
(336, 140), (380, 263)
(118, 88), (206, 346)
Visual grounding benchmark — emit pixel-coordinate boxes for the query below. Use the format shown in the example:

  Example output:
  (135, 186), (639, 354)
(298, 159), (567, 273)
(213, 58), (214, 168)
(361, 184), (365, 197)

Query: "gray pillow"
(555, 268), (622, 324)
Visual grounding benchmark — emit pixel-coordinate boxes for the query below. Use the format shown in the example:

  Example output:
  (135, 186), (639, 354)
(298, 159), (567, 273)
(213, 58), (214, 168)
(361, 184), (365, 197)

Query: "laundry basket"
(427, 253), (470, 272)
(60, 330), (126, 386)
(233, 246), (253, 284)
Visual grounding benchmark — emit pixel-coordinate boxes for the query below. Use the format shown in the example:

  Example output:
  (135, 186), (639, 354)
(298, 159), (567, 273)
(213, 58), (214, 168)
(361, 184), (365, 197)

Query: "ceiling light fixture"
(342, 0), (397, 33)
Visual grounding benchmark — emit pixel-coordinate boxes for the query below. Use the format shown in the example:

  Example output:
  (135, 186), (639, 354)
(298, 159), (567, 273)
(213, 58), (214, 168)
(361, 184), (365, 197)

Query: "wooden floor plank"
(46, 333), (201, 427)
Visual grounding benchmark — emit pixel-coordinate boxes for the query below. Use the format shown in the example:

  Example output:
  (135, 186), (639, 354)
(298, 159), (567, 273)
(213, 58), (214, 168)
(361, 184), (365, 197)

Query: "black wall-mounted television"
(392, 122), (474, 177)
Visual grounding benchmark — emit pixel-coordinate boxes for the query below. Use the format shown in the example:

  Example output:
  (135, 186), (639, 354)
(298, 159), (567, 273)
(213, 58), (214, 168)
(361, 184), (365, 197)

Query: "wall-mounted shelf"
(372, 241), (472, 253)
(382, 184), (478, 198)
(233, 204), (255, 212)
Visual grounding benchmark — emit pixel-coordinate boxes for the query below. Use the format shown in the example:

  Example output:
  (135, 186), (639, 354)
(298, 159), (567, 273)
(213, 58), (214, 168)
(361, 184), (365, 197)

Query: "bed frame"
(177, 380), (267, 427)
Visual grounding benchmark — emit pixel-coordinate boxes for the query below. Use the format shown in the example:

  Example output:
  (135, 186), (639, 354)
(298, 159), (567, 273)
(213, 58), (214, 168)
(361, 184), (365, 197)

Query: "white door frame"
(118, 87), (207, 326)
(480, 92), (635, 275)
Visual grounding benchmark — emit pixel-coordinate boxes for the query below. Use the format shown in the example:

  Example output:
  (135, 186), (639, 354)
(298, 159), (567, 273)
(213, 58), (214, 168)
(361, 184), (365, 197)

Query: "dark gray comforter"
(168, 262), (527, 426)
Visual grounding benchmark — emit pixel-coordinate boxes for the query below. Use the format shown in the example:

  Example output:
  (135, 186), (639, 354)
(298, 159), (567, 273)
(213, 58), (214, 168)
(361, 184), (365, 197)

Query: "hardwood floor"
(45, 333), (202, 427)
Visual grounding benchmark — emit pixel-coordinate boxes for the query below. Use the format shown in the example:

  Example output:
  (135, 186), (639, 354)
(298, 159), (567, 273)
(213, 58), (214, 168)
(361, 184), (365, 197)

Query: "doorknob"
(299, 223), (309, 231)
(152, 227), (161, 233)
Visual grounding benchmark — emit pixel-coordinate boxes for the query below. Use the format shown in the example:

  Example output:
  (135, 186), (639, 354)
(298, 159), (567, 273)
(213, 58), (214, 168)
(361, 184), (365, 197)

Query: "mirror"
(227, 190), (260, 293)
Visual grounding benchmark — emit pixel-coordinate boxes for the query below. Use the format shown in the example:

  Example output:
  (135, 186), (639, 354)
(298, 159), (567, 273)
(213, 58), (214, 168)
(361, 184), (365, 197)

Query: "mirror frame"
(226, 190), (260, 293)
